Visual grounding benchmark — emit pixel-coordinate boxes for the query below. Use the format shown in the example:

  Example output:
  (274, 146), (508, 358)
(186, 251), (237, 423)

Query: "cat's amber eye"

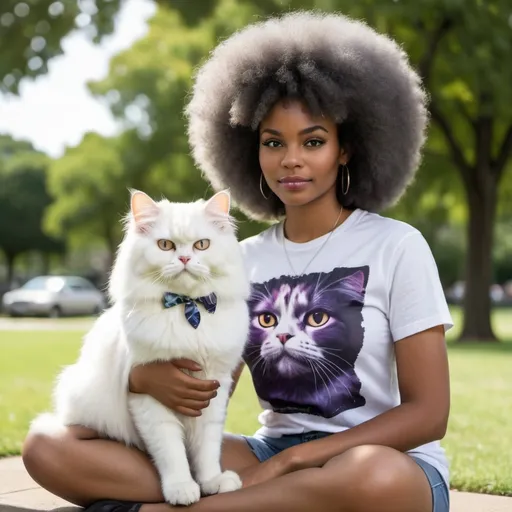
(157, 239), (175, 251)
(194, 239), (210, 251)
(306, 311), (329, 328)
(258, 313), (277, 328)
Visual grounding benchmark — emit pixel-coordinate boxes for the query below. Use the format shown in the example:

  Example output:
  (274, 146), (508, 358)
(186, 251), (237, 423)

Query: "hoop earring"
(341, 165), (350, 195)
(260, 173), (270, 200)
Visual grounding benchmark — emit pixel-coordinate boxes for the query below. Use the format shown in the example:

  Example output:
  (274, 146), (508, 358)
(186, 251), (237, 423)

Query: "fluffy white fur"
(30, 190), (250, 506)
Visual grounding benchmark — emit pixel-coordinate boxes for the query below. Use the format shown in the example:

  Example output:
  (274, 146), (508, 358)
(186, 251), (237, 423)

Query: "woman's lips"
(278, 176), (312, 191)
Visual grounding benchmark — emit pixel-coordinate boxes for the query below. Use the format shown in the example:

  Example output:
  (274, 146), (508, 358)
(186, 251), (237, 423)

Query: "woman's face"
(258, 98), (349, 208)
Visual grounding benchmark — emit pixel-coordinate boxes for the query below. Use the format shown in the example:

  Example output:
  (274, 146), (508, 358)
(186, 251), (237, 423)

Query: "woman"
(23, 11), (452, 512)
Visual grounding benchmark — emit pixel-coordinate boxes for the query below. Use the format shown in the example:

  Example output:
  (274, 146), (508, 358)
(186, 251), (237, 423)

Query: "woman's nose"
(281, 146), (303, 169)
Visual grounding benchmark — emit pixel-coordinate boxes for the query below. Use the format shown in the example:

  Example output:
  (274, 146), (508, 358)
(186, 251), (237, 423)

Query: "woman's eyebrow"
(260, 125), (329, 136)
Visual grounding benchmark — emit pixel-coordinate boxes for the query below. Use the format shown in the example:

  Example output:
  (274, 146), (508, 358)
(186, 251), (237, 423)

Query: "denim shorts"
(243, 431), (449, 512)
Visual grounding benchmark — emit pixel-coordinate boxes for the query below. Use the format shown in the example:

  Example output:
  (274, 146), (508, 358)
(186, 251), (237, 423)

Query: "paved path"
(0, 457), (511, 511)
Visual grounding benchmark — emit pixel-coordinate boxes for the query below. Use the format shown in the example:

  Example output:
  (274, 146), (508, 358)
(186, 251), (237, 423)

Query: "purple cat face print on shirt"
(243, 266), (369, 418)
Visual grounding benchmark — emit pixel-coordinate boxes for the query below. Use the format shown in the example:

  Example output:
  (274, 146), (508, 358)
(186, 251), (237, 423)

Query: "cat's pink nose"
(277, 333), (292, 344)
(179, 256), (191, 265)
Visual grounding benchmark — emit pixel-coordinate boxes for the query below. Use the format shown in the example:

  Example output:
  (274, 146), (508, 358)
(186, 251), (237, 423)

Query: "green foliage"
(0, 0), (122, 94)
(88, 7), (210, 194)
(0, 135), (63, 280)
(2, 0), (511, 316)
(88, 3), (267, 240)
(44, 132), (128, 257)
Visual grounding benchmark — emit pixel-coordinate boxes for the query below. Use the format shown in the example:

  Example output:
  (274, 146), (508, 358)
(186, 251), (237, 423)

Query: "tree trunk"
(460, 117), (498, 342)
(5, 252), (17, 286)
(41, 252), (51, 275)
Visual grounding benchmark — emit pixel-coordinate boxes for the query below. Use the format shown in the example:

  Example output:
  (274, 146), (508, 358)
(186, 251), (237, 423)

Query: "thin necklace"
(282, 204), (344, 277)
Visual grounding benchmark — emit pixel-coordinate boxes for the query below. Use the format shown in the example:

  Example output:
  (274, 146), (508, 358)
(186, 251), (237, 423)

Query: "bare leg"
(140, 445), (434, 512)
(22, 426), (258, 507)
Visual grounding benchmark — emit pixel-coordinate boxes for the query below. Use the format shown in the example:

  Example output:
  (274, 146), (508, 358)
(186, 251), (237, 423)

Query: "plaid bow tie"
(162, 292), (217, 329)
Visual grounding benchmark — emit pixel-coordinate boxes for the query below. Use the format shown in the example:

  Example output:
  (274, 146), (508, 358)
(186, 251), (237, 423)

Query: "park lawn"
(0, 331), (82, 457)
(1, 308), (511, 496)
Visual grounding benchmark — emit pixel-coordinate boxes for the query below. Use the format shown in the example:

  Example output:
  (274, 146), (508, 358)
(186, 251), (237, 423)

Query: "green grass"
(447, 306), (512, 341)
(445, 342), (512, 495)
(1, 309), (511, 495)
(0, 331), (82, 456)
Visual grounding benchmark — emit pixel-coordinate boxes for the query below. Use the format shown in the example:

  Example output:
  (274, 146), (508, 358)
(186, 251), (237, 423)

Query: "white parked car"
(2, 276), (106, 318)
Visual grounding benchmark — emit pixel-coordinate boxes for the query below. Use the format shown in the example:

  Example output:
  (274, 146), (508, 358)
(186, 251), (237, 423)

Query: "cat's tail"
(28, 412), (67, 437)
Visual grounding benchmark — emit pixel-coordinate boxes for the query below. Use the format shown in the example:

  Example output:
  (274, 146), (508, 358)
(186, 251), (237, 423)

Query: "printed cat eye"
(194, 239), (210, 250)
(157, 239), (175, 251)
(306, 310), (329, 327)
(258, 312), (277, 328)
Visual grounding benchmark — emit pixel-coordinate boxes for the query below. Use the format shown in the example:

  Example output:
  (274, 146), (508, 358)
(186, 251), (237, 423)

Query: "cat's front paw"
(200, 470), (242, 496)
(162, 478), (201, 506)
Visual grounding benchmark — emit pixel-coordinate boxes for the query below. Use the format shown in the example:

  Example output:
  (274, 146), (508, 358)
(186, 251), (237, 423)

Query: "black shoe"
(83, 500), (143, 512)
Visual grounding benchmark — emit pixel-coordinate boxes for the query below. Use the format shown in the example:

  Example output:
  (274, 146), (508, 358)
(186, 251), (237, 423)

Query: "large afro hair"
(185, 11), (428, 221)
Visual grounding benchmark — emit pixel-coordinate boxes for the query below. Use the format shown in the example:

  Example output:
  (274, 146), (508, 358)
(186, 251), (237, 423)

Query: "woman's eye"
(305, 139), (324, 147)
(262, 140), (282, 148)
(306, 311), (329, 327)
(157, 239), (175, 251)
(194, 239), (210, 250)
(258, 312), (277, 328)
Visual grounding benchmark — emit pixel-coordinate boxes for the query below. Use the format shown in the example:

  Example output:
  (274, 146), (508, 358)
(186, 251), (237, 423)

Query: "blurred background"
(0, 0), (511, 497)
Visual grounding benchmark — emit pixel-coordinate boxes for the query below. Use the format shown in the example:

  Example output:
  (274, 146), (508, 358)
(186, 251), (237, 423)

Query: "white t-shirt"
(239, 208), (453, 485)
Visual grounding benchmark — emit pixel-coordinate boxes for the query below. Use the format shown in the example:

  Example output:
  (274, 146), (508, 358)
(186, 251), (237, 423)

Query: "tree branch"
(429, 101), (473, 188)
(457, 101), (475, 129)
(418, 17), (454, 85)
(494, 124), (512, 180)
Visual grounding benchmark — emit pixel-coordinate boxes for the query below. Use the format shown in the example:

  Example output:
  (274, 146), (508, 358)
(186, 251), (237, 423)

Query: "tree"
(0, 135), (63, 283)
(168, 0), (512, 341)
(368, 0), (512, 341)
(44, 132), (128, 268)
(0, 0), (223, 94)
(0, 0), (121, 93)
(88, 4), (267, 240)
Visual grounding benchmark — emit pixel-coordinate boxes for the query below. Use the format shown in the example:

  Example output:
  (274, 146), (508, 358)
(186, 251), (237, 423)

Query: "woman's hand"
(129, 359), (220, 417)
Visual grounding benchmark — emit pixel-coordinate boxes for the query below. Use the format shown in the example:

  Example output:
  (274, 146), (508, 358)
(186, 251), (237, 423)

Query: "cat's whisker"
(316, 359), (356, 398)
(149, 273), (165, 287)
(319, 356), (355, 378)
(314, 358), (340, 384)
(317, 349), (354, 367)
(306, 360), (319, 392)
(309, 361), (333, 401)
(251, 355), (267, 374)
(313, 360), (348, 403)
(245, 347), (263, 357)
(254, 356), (270, 377)
(145, 268), (166, 281)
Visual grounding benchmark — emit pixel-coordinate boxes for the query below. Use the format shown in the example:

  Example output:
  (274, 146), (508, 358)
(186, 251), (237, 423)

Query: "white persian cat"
(31, 189), (250, 506)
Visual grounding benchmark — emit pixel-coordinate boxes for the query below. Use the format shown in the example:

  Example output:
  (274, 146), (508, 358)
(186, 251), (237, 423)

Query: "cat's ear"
(341, 270), (366, 303)
(205, 190), (231, 216)
(204, 190), (235, 231)
(130, 189), (159, 234)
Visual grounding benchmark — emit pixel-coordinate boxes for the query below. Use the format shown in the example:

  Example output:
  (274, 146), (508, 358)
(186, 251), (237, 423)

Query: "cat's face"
(247, 270), (365, 378)
(125, 190), (239, 294)
(244, 267), (368, 418)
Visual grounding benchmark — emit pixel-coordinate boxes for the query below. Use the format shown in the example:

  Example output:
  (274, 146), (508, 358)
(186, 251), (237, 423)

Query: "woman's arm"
(279, 325), (450, 472)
